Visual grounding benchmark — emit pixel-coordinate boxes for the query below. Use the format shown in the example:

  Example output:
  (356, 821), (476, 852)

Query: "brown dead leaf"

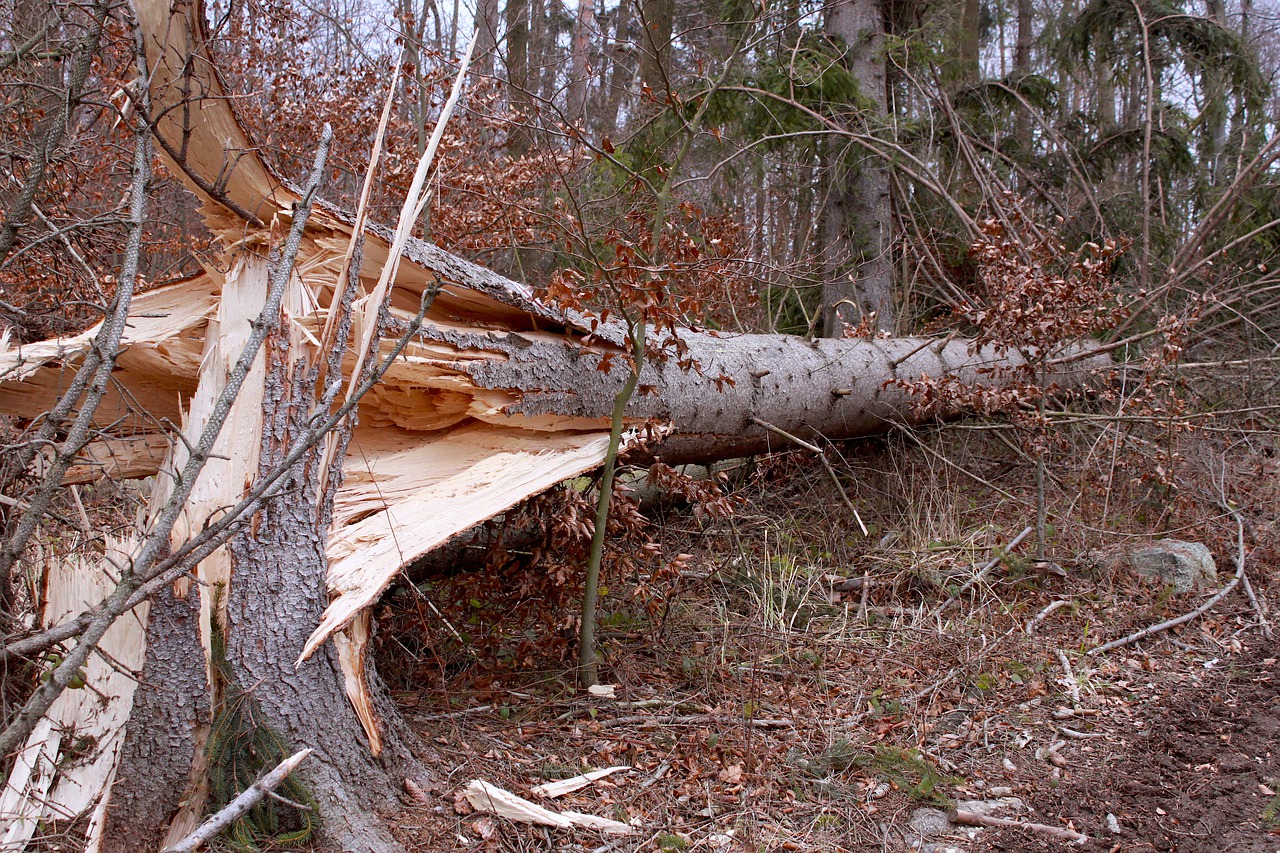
(717, 763), (743, 784)
(454, 790), (475, 815)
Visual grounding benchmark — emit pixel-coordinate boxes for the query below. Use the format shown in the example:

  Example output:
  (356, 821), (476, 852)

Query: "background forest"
(2, 0), (1280, 849)
(5, 0), (1280, 344)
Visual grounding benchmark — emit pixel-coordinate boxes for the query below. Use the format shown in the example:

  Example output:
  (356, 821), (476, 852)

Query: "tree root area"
(978, 647), (1280, 852)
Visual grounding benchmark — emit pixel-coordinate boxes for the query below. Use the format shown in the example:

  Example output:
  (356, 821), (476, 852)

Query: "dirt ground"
(975, 644), (1279, 852)
(390, 639), (1278, 853)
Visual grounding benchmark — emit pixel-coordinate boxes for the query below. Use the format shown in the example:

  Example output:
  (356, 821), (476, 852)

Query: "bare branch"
(162, 749), (313, 853)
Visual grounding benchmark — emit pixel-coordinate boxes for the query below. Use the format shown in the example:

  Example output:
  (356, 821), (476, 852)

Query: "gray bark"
(447, 327), (1106, 465)
(102, 586), (209, 851)
(820, 0), (893, 335)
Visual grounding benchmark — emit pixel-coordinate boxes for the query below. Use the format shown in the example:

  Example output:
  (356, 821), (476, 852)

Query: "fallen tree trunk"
(0, 1), (1109, 848)
(1, 279), (1101, 664)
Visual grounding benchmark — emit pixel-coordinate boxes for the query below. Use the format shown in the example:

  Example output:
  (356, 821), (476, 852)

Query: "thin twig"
(412, 705), (492, 722)
(751, 417), (867, 536)
(896, 426), (1021, 502)
(596, 714), (793, 729)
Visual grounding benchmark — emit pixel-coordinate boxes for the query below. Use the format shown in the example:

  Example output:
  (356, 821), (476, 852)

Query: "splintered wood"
(463, 780), (634, 834)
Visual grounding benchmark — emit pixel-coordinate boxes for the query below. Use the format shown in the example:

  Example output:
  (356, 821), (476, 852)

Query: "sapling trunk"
(578, 353), (640, 687)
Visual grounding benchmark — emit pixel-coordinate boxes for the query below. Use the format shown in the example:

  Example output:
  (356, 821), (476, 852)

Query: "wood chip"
(463, 780), (633, 834)
(530, 766), (630, 798)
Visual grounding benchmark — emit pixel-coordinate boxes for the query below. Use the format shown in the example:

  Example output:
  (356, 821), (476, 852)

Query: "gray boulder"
(1130, 540), (1217, 593)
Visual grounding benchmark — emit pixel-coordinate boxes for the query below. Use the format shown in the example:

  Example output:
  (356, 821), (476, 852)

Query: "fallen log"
(0, 272), (1104, 661)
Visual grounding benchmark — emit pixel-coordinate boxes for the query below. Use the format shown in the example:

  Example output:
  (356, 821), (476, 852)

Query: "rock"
(908, 807), (952, 837)
(1129, 540), (1217, 593)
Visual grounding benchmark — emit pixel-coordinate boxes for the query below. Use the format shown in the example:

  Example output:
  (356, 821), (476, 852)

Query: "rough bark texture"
(821, 0), (894, 335)
(456, 329), (1097, 464)
(222, 309), (420, 852)
(638, 0), (674, 98)
(99, 586), (208, 851)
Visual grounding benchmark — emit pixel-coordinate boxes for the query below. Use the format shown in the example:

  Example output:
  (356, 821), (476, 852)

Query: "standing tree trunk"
(637, 0), (673, 100)
(820, 0), (894, 335)
(504, 0), (533, 154)
(948, 0), (981, 88)
(567, 0), (595, 124)
(1014, 0), (1034, 152)
(473, 0), (500, 75)
(601, 0), (635, 133)
(1203, 0), (1228, 184)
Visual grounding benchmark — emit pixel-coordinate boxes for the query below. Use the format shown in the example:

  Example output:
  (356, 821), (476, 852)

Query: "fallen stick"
(163, 749), (312, 853)
(948, 808), (1089, 844)
(935, 526), (1034, 616)
(1239, 563), (1273, 640)
(463, 779), (633, 834)
(596, 713), (793, 729)
(1089, 510), (1247, 656)
(530, 765), (630, 798)
(1056, 649), (1081, 706)
(413, 704), (492, 722)
(1026, 598), (1070, 634)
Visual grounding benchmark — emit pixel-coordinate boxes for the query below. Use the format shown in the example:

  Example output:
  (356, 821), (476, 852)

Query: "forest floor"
(379, 422), (1279, 853)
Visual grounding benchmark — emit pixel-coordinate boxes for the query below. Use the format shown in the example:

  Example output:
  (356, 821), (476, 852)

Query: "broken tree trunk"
(0, 0), (1109, 848)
